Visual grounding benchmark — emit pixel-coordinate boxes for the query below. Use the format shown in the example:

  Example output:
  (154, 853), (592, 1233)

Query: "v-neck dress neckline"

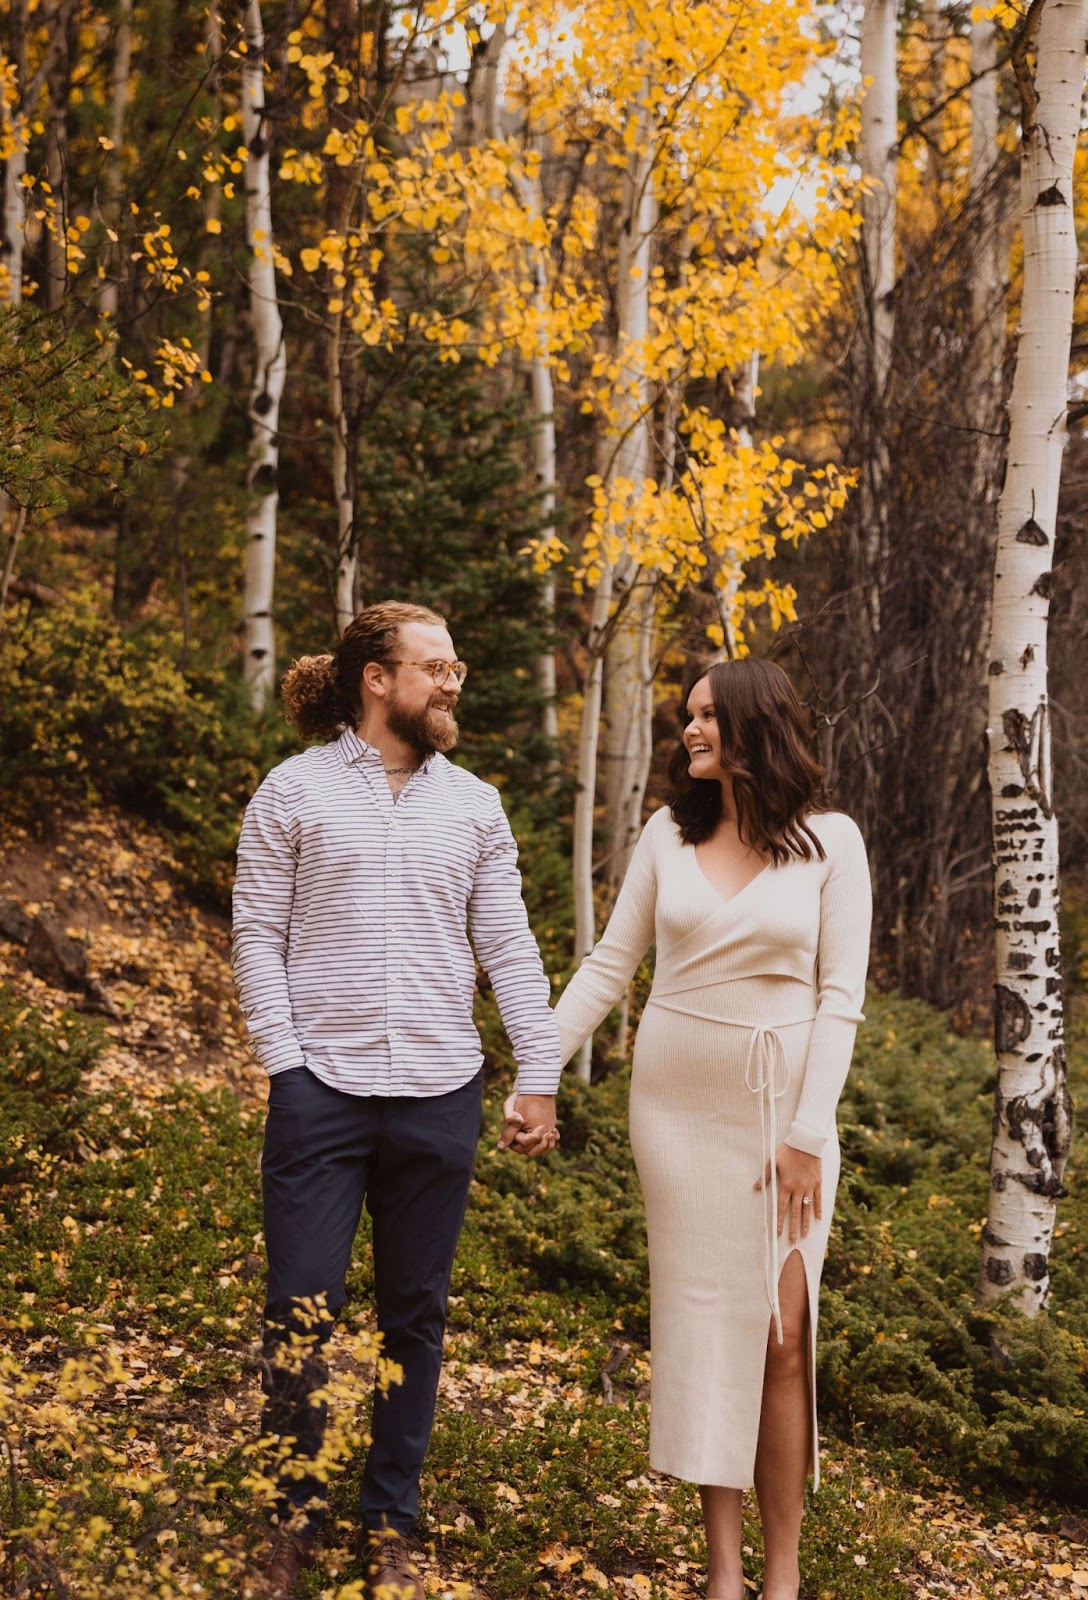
(691, 845), (773, 912)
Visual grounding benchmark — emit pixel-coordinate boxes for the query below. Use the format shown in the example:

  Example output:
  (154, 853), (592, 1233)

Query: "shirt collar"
(336, 726), (438, 775)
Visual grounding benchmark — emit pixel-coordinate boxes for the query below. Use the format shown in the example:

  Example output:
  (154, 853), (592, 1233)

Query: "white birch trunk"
(715, 352), (759, 656)
(481, 20), (560, 756)
(0, 0), (28, 301)
(857, 0), (898, 634)
(860, 0), (897, 396)
(969, 11), (1007, 460)
(572, 568), (614, 1082)
(2, 0), (68, 305)
(527, 317), (560, 753)
(331, 319), (357, 634)
(2, 131), (27, 304)
(42, 11), (69, 312)
(601, 82), (656, 889)
(241, 0), (285, 712)
(199, 2), (223, 370)
(97, 0), (132, 322)
(979, 0), (1086, 1314)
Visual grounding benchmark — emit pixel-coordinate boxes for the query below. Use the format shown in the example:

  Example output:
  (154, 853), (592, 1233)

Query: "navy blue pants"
(259, 1066), (483, 1535)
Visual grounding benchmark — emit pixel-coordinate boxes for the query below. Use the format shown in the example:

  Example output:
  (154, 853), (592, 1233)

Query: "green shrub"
(0, 988), (103, 1186)
(0, 594), (293, 902)
(820, 993), (1088, 1501)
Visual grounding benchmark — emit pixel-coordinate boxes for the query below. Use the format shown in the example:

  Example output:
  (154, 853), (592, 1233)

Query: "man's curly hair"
(280, 601), (446, 741)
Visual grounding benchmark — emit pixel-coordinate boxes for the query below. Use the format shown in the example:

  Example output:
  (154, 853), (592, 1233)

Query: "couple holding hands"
(232, 600), (871, 1600)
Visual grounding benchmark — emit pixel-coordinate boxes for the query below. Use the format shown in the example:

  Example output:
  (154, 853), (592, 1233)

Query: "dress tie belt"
(645, 999), (817, 1346)
(744, 1025), (789, 1346)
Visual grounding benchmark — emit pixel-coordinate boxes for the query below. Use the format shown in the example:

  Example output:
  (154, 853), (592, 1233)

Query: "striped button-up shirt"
(231, 727), (561, 1097)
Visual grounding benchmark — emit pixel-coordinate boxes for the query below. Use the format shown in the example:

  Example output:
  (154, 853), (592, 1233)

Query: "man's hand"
(498, 1092), (559, 1158)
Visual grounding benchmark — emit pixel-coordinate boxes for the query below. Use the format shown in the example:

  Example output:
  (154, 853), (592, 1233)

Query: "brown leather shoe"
(360, 1529), (425, 1600)
(259, 1528), (316, 1598)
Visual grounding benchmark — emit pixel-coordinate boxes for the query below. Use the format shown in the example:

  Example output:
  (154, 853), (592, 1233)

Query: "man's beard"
(386, 688), (459, 755)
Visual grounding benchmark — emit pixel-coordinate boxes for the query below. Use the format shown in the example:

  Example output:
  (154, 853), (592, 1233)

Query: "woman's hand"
(499, 1092), (560, 1157)
(754, 1144), (822, 1243)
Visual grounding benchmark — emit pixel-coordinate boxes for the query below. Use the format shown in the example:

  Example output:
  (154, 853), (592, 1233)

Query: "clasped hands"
(498, 1092), (560, 1158)
(754, 1143), (823, 1243)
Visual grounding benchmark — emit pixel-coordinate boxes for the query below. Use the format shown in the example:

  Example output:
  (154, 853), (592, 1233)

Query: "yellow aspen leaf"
(205, 218), (222, 235)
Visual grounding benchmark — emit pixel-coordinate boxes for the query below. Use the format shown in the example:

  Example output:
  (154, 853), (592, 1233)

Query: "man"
(231, 600), (561, 1599)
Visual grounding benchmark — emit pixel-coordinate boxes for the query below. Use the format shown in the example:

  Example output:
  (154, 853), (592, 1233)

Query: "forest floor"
(0, 806), (1085, 1600)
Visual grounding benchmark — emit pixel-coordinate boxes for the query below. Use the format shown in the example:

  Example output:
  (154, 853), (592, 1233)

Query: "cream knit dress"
(553, 807), (871, 1488)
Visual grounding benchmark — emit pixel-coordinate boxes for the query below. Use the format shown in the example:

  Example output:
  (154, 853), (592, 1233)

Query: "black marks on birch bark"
(1015, 517), (1048, 545)
(995, 1053), (1072, 1204)
(1002, 707), (1030, 752)
(985, 1256), (1014, 1286)
(1035, 183), (1065, 207)
(1031, 570), (1054, 599)
(998, 706), (1053, 817)
(995, 984), (1032, 1052)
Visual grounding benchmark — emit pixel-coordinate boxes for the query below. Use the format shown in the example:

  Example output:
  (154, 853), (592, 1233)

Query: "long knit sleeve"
(784, 814), (872, 1156)
(552, 812), (661, 1064)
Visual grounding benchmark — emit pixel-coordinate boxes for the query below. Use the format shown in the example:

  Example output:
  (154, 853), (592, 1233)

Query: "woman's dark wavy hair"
(668, 658), (827, 865)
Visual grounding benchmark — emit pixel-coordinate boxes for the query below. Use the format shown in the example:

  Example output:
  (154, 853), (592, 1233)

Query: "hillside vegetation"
(1, 801), (1087, 1599)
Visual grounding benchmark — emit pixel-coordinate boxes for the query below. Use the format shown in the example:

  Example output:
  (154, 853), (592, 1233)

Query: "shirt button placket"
(386, 801), (402, 1094)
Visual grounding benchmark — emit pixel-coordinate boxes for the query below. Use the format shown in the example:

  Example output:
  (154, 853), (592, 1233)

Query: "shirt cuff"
(514, 1064), (562, 1096)
(250, 1031), (307, 1075)
(784, 1119), (827, 1158)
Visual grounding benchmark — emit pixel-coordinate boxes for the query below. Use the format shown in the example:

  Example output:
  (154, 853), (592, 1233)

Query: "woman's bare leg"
(699, 1484), (745, 1600)
(753, 1249), (811, 1600)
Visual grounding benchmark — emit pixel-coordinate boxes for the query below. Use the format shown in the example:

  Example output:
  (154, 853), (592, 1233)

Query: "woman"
(553, 658), (871, 1600)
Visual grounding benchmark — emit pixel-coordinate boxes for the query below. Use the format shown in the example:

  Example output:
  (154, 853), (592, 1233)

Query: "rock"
(27, 913), (89, 989)
(0, 899), (33, 945)
(24, 912), (121, 1018)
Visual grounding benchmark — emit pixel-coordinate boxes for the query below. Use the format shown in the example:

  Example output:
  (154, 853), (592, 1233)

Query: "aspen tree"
(97, 0), (132, 323)
(713, 352), (760, 654)
(980, 0), (1087, 1312)
(570, 65), (656, 1084)
(599, 71), (657, 894)
(968, 6), (1009, 490)
(241, 0), (285, 712)
(42, 1), (69, 312)
(0, 0), (31, 305)
(858, 0), (898, 635)
(328, 0), (364, 635)
(1, 0), (73, 306)
(499, 96), (561, 754)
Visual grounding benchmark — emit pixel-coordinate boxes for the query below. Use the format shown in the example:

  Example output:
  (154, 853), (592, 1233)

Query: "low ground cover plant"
(1, 981), (1085, 1595)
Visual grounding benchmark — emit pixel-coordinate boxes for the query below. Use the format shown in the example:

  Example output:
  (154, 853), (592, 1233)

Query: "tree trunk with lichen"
(979, 0), (1086, 1314)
